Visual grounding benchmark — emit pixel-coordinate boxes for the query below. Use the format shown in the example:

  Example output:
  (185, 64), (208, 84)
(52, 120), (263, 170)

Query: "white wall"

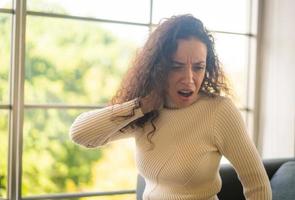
(258, 0), (295, 158)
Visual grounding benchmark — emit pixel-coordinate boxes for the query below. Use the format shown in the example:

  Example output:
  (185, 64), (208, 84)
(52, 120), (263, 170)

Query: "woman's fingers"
(140, 92), (162, 114)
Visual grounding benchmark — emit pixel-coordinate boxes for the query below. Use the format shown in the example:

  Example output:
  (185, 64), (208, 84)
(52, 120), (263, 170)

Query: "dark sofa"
(136, 158), (295, 200)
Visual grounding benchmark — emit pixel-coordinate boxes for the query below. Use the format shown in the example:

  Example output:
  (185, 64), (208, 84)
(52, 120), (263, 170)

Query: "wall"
(257, 0), (295, 158)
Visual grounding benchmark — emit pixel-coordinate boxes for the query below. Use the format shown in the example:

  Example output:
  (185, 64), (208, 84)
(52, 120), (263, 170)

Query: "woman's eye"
(193, 66), (205, 71)
(171, 65), (182, 70)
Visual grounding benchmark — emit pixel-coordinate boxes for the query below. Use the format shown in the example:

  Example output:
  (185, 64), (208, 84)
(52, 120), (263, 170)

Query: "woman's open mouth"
(177, 89), (194, 98)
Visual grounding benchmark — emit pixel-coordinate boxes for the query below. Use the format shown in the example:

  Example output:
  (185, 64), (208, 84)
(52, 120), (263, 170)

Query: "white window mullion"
(8, 0), (26, 199)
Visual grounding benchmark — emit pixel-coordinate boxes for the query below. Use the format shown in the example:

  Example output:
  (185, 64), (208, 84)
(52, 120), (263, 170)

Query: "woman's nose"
(182, 67), (194, 84)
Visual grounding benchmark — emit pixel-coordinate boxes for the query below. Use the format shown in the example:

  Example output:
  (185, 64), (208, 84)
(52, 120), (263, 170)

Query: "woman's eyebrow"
(172, 60), (206, 65)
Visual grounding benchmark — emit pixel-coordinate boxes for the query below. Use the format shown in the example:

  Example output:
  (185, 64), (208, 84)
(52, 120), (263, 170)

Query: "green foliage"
(0, 8), (139, 197)
(0, 112), (8, 197)
(25, 16), (135, 105)
(0, 14), (10, 103)
(0, 14), (10, 198)
(22, 109), (103, 194)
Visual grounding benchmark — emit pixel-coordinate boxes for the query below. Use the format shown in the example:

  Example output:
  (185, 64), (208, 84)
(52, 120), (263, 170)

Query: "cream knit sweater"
(70, 95), (272, 200)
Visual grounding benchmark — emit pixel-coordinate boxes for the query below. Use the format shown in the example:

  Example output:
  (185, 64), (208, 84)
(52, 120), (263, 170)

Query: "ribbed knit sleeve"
(213, 98), (272, 200)
(69, 99), (144, 148)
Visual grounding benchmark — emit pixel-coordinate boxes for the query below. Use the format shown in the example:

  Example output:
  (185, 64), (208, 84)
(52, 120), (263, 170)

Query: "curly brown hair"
(112, 14), (230, 146)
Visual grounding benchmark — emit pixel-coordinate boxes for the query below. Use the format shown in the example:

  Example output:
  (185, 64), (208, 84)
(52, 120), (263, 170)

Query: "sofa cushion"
(270, 161), (295, 200)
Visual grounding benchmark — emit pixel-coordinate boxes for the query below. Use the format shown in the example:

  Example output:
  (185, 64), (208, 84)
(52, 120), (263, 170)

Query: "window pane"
(27, 0), (150, 23)
(25, 16), (148, 105)
(81, 194), (136, 200)
(0, 14), (11, 104)
(0, 0), (12, 9)
(248, 37), (257, 110)
(213, 33), (249, 108)
(241, 110), (254, 139)
(247, 111), (254, 139)
(22, 109), (137, 195)
(153, 0), (250, 33)
(0, 110), (9, 198)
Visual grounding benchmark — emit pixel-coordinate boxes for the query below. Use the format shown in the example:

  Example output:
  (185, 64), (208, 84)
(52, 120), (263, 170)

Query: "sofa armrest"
(217, 158), (295, 200)
(263, 158), (295, 179)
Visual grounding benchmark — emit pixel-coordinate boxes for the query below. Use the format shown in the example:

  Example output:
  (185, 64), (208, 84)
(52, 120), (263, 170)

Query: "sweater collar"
(164, 93), (205, 109)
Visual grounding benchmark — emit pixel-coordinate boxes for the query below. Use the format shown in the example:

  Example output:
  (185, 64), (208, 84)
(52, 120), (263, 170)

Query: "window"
(0, 0), (258, 199)
(0, 2), (12, 198)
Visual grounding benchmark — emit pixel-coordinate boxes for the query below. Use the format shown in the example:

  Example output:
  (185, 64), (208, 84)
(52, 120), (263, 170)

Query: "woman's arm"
(70, 99), (144, 148)
(214, 98), (272, 200)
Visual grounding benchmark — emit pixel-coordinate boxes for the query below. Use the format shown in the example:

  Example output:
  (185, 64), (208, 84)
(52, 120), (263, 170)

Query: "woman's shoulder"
(198, 94), (232, 106)
(195, 94), (237, 114)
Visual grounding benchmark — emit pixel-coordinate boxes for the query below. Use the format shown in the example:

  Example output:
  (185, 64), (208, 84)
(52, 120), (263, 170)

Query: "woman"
(70, 15), (272, 200)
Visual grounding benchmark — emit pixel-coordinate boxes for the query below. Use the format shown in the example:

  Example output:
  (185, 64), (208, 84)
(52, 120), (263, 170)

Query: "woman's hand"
(139, 91), (162, 114)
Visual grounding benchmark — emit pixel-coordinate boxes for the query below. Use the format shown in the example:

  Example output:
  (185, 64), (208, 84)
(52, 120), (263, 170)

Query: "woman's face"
(165, 37), (207, 108)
